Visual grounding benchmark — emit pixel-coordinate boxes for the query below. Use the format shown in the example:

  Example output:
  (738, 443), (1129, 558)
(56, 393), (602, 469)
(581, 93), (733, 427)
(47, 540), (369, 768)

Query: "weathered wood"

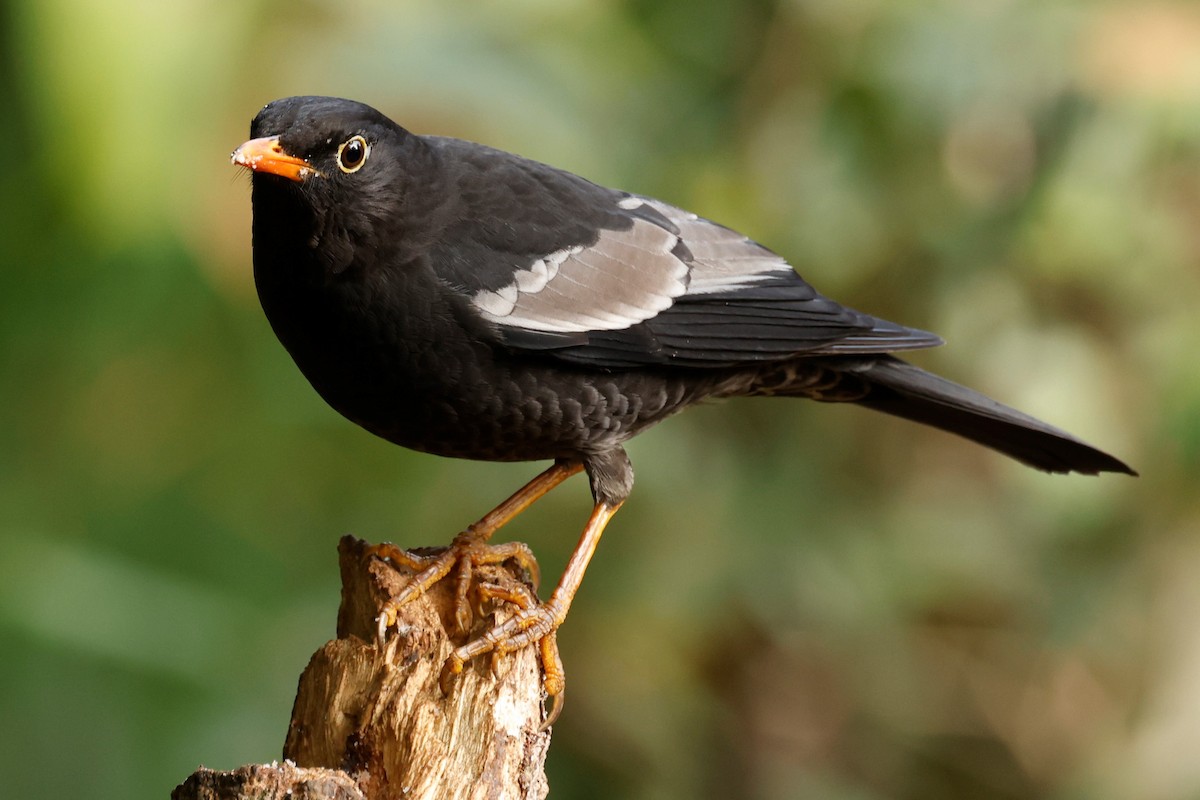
(172, 763), (365, 800)
(172, 536), (551, 800)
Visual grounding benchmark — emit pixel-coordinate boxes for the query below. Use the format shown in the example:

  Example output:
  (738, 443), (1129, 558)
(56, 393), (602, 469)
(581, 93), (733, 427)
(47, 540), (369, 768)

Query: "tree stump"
(173, 536), (552, 800)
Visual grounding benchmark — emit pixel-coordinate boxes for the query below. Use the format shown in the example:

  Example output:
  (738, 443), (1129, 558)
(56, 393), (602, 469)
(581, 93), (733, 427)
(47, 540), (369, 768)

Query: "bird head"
(232, 96), (438, 275)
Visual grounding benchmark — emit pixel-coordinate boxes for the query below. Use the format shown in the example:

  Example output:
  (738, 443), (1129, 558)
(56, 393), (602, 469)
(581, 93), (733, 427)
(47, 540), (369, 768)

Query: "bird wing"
(460, 191), (942, 368)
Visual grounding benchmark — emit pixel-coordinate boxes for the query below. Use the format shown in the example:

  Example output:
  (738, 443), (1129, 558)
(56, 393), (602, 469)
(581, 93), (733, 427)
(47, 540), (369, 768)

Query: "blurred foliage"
(0, 0), (1195, 798)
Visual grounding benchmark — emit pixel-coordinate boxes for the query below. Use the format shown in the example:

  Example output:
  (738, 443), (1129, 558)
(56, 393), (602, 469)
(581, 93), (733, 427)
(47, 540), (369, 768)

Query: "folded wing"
(469, 195), (942, 368)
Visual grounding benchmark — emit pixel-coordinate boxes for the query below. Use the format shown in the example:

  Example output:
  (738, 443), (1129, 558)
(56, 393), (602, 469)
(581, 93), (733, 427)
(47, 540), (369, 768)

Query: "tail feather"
(835, 356), (1135, 476)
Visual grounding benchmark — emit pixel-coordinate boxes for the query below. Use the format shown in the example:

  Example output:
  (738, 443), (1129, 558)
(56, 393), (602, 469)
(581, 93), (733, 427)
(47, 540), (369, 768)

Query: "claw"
(440, 651), (465, 696)
(376, 609), (391, 645)
(541, 687), (565, 730)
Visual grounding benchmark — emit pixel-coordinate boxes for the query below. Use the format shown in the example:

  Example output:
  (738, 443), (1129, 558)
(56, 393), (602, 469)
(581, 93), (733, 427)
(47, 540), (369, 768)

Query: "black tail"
(836, 356), (1135, 476)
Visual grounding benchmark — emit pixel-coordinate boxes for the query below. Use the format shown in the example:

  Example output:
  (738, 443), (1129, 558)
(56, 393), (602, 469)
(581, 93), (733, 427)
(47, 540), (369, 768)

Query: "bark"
(172, 763), (365, 800)
(172, 536), (551, 800)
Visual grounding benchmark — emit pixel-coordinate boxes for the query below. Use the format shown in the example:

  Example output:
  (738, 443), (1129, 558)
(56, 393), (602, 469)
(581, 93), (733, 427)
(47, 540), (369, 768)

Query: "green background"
(1, 1), (1192, 798)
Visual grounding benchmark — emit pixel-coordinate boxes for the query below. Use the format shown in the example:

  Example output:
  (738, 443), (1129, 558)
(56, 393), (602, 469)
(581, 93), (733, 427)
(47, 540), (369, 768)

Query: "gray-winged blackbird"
(232, 96), (1134, 722)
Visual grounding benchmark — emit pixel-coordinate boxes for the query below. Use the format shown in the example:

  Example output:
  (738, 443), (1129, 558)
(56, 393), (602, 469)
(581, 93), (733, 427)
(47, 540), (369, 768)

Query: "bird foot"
(440, 589), (568, 728)
(369, 531), (541, 640)
(368, 535), (567, 726)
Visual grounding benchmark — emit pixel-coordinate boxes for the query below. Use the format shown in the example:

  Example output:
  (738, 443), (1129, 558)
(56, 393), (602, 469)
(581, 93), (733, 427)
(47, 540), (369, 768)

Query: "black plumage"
(232, 95), (1134, 720)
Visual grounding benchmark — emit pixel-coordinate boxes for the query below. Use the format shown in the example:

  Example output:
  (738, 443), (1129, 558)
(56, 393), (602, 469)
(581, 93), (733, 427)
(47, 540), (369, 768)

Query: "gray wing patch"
(472, 212), (690, 333)
(633, 198), (797, 296)
(471, 194), (801, 336)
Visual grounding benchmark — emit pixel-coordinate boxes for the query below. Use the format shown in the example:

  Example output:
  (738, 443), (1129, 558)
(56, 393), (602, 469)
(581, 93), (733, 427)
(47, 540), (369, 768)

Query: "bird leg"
(440, 500), (622, 727)
(370, 458), (583, 641)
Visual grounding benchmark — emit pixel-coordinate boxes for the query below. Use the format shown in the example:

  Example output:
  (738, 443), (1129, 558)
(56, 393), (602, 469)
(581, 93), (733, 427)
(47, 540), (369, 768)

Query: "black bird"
(232, 96), (1134, 721)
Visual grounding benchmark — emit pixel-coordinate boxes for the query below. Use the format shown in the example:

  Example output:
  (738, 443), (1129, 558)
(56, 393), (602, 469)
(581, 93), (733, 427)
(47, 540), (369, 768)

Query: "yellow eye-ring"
(337, 135), (369, 173)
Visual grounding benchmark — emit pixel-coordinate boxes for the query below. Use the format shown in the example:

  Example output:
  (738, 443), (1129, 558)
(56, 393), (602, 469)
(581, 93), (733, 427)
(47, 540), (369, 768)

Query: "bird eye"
(336, 135), (369, 173)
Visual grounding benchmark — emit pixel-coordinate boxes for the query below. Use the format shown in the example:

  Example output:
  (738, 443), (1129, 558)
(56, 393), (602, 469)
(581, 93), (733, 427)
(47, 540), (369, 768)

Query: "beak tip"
(230, 145), (252, 169)
(229, 136), (313, 181)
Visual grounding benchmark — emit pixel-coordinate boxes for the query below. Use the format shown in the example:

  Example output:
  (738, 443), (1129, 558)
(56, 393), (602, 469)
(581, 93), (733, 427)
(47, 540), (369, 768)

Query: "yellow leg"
(439, 500), (622, 727)
(370, 458), (583, 639)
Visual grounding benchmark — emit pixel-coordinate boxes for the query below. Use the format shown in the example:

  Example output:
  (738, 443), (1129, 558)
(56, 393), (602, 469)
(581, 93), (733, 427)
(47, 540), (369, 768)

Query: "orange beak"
(231, 136), (318, 181)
